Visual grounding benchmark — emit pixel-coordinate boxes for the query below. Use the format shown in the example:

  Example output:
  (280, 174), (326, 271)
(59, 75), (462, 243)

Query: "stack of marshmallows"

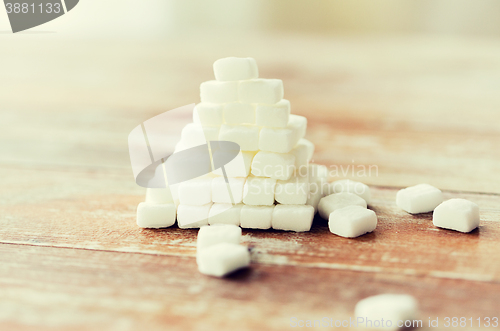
(137, 57), (329, 233)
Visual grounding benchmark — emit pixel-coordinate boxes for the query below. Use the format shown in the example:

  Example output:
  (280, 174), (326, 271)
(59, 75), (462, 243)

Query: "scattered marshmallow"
(240, 205), (274, 229)
(208, 203), (243, 226)
(213, 57), (258, 81)
(178, 177), (213, 206)
(136, 202), (176, 228)
(250, 151), (295, 180)
(212, 151), (256, 178)
(211, 177), (246, 204)
(329, 205), (377, 238)
(272, 204), (314, 232)
(200, 80), (238, 103)
(433, 198), (480, 233)
(193, 103), (223, 127)
(177, 203), (211, 228)
(223, 102), (255, 125)
(238, 79), (284, 104)
(355, 294), (419, 330)
(275, 175), (309, 205)
(318, 193), (367, 220)
(219, 124), (260, 151)
(243, 176), (276, 206)
(255, 99), (290, 128)
(145, 188), (174, 204)
(197, 224), (242, 251)
(329, 179), (371, 204)
(396, 183), (443, 214)
(197, 242), (250, 277)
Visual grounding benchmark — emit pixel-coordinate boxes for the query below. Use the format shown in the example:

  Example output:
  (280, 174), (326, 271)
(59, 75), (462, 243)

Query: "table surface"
(1, 33), (499, 331)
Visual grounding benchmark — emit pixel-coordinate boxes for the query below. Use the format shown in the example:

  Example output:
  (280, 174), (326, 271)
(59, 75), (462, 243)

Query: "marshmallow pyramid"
(137, 57), (328, 232)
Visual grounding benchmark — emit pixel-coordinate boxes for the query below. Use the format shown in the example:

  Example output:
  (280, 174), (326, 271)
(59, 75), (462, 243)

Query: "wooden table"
(1, 33), (499, 330)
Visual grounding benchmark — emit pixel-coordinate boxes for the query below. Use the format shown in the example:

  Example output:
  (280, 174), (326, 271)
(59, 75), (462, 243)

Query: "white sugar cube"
(329, 205), (377, 238)
(223, 102), (255, 125)
(275, 175), (309, 205)
(181, 123), (219, 147)
(178, 177), (212, 206)
(396, 183), (443, 214)
(291, 139), (314, 169)
(240, 205), (274, 229)
(219, 124), (260, 151)
(433, 199), (480, 233)
(259, 115), (306, 153)
(136, 202), (176, 228)
(250, 151), (295, 180)
(238, 79), (284, 104)
(145, 188), (174, 204)
(318, 192), (367, 220)
(272, 205), (314, 232)
(177, 203), (212, 228)
(355, 294), (419, 330)
(200, 80), (238, 103)
(329, 179), (371, 204)
(197, 224), (242, 250)
(212, 151), (255, 177)
(193, 103), (223, 127)
(255, 99), (290, 128)
(306, 184), (323, 213)
(211, 177), (246, 204)
(197, 242), (250, 277)
(243, 176), (277, 206)
(213, 57), (258, 81)
(208, 203), (243, 226)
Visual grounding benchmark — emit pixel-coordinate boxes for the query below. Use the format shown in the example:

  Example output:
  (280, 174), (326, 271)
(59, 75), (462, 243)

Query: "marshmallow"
(433, 199), (480, 233)
(208, 203), (243, 226)
(318, 192), (367, 220)
(211, 177), (246, 204)
(275, 175), (309, 205)
(223, 102), (255, 125)
(259, 115), (306, 153)
(197, 242), (250, 277)
(329, 179), (371, 204)
(255, 99), (290, 128)
(136, 202), (176, 228)
(240, 205), (274, 229)
(213, 57), (258, 81)
(355, 294), (419, 330)
(177, 203), (212, 228)
(288, 115), (307, 141)
(396, 184), (443, 214)
(145, 188), (174, 204)
(197, 224), (242, 251)
(219, 124), (260, 151)
(178, 177), (212, 206)
(193, 103), (224, 127)
(212, 151), (255, 177)
(291, 139), (314, 169)
(306, 184), (323, 213)
(329, 205), (377, 238)
(250, 151), (295, 180)
(238, 79), (284, 104)
(243, 176), (276, 206)
(200, 80), (238, 103)
(272, 205), (314, 232)
(181, 123), (220, 147)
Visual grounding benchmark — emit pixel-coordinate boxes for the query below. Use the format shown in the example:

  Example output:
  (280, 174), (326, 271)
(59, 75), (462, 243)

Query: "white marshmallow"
(291, 139), (314, 169)
(250, 151), (295, 180)
(243, 176), (276, 206)
(197, 242), (250, 277)
(213, 57), (258, 81)
(240, 205), (274, 229)
(258, 115), (306, 153)
(307, 164), (328, 182)
(238, 79), (284, 104)
(396, 184), (443, 214)
(200, 80), (238, 103)
(355, 294), (419, 330)
(223, 102), (255, 125)
(219, 124), (260, 151)
(211, 177), (246, 204)
(272, 205), (314, 232)
(275, 175), (309, 205)
(136, 202), (176, 228)
(212, 151), (255, 178)
(177, 203), (212, 228)
(208, 203), (243, 226)
(288, 115), (307, 141)
(329, 205), (377, 238)
(197, 224), (242, 251)
(178, 177), (212, 206)
(193, 103), (223, 127)
(318, 192), (367, 220)
(255, 99), (290, 128)
(181, 123), (220, 147)
(329, 179), (371, 204)
(145, 188), (174, 204)
(433, 199), (480, 233)
(306, 184), (323, 213)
